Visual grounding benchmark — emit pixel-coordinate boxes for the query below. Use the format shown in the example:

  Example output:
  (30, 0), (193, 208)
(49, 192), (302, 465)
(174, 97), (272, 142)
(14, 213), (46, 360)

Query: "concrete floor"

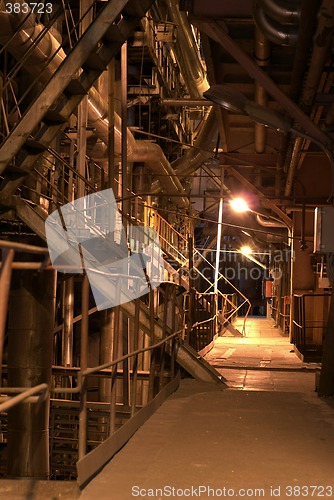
(2, 318), (334, 499)
(80, 317), (334, 500)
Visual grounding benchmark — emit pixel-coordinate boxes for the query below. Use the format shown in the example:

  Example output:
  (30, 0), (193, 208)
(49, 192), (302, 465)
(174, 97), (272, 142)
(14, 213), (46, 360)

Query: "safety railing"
(149, 210), (189, 269)
(0, 239), (185, 483)
(0, 0), (102, 143)
(187, 292), (217, 352)
(292, 293), (331, 360)
(193, 248), (251, 334)
(220, 293), (238, 324)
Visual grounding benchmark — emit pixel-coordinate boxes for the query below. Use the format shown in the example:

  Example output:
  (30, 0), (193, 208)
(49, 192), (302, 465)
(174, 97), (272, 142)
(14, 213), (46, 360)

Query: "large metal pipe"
(164, 0), (209, 97)
(173, 107), (217, 180)
(284, 0), (334, 197)
(253, 3), (299, 46)
(0, 4), (188, 207)
(257, 0), (301, 24)
(254, 29), (271, 154)
(7, 269), (56, 478)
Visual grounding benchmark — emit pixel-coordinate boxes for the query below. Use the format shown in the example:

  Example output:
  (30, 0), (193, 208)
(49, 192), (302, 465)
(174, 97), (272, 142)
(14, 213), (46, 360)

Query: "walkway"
(81, 317), (334, 500)
(1, 318), (333, 499)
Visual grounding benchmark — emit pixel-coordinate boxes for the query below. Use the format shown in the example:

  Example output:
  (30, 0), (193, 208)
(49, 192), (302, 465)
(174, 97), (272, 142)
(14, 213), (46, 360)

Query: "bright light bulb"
(240, 245), (252, 255)
(230, 198), (250, 213)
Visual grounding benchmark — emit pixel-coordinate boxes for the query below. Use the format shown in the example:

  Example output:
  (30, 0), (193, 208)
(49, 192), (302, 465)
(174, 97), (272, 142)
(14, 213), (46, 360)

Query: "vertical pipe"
(76, 0), (92, 200)
(98, 309), (114, 402)
(7, 269), (56, 478)
(188, 236), (195, 344)
(0, 248), (14, 384)
(214, 169), (224, 295)
(62, 276), (74, 367)
(121, 41), (128, 223)
(78, 274), (89, 461)
(122, 314), (130, 407)
(109, 304), (120, 435)
(130, 298), (140, 417)
(108, 58), (115, 192)
(148, 287), (156, 401)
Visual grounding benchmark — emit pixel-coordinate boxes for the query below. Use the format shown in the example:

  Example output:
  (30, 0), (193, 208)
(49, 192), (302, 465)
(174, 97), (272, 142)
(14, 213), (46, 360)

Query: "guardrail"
(0, 239), (184, 483)
(292, 293), (331, 361)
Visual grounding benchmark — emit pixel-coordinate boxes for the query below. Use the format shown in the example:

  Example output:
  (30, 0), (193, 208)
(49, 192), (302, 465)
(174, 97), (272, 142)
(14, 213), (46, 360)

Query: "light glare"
(240, 245), (252, 255)
(230, 198), (250, 213)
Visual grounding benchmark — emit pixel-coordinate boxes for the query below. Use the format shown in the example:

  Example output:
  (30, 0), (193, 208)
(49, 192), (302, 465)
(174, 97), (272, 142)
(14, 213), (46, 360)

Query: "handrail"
(0, 383), (48, 413)
(52, 322), (183, 394)
(84, 330), (181, 377)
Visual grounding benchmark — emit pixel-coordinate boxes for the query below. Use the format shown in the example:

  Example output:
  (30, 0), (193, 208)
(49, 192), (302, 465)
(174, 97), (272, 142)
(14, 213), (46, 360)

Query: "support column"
(7, 269), (56, 478)
(98, 309), (115, 402)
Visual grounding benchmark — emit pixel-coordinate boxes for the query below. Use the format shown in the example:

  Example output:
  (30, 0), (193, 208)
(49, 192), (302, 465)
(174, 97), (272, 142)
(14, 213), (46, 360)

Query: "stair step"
(24, 139), (49, 154)
(42, 109), (68, 125)
(64, 79), (88, 96)
(84, 52), (108, 71)
(5, 165), (30, 178)
(104, 24), (128, 43)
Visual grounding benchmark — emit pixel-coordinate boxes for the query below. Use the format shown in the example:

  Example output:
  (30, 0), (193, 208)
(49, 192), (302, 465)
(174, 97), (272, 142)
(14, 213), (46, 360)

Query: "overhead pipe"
(274, 0), (320, 197)
(253, 2), (299, 46)
(256, 0), (301, 24)
(164, 0), (209, 98)
(0, 3), (189, 207)
(172, 107), (218, 180)
(256, 214), (286, 228)
(284, 0), (334, 197)
(254, 29), (271, 154)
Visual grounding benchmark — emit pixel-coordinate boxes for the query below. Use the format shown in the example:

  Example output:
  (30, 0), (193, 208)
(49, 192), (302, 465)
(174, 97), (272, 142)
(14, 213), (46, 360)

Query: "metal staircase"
(0, 0), (155, 199)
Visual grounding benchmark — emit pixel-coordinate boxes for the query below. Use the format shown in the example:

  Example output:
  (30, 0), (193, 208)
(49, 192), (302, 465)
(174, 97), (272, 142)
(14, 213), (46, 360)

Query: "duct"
(0, 4), (189, 207)
(182, 0), (253, 17)
(257, 0), (301, 24)
(0, 7), (66, 76)
(173, 107), (218, 180)
(253, 2), (299, 46)
(254, 29), (271, 154)
(86, 88), (189, 207)
(284, 0), (334, 197)
(164, 0), (209, 98)
(256, 214), (287, 228)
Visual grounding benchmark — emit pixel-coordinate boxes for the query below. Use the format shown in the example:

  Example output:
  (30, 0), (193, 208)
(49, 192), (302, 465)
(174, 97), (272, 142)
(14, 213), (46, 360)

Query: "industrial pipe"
(253, 3), (299, 46)
(256, 0), (301, 24)
(0, 3), (189, 207)
(284, 0), (334, 197)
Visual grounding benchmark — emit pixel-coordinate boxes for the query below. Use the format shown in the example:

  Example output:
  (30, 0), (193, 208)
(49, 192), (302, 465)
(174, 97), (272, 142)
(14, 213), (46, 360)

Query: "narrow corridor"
(205, 317), (319, 392)
(80, 318), (334, 500)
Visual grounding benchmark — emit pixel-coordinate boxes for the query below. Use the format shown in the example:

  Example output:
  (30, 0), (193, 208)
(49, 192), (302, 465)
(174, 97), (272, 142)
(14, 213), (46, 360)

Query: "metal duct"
(256, 214), (286, 228)
(86, 88), (189, 207)
(254, 29), (271, 153)
(0, 4), (188, 207)
(164, 0), (209, 97)
(173, 107), (218, 180)
(253, 2), (299, 46)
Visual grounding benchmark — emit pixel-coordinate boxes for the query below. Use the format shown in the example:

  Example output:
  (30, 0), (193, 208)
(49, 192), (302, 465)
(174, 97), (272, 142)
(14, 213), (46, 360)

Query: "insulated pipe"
(254, 29), (271, 154)
(284, 0), (334, 197)
(256, 214), (287, 228)
(256, 0), (301, 24)
(253, 3), (299, 46)
(0, 4), (189, 207)
(164, 0), (209, 97)
(173, 107), (218, 180)
(86, 88), (189, 206)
